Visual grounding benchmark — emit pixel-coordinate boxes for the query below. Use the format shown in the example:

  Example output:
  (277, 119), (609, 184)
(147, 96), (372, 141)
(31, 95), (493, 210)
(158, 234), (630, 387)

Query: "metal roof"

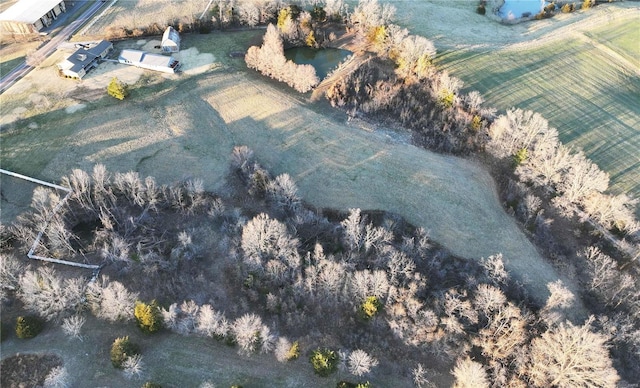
(120, 49), (173, 67)
(59, 40), (112, 72)
(0, 0), (64, 24)
(162, 26), (180, 44)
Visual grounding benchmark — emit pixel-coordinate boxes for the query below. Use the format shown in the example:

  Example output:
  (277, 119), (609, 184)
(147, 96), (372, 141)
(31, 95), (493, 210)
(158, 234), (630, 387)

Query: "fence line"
(1, 169), (101, 271)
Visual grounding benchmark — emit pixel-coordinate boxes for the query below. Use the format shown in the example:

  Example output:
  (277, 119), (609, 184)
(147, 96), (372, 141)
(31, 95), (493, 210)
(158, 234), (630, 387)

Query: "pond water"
(284, 47), (352, 80)
(499, 0), (548, 19)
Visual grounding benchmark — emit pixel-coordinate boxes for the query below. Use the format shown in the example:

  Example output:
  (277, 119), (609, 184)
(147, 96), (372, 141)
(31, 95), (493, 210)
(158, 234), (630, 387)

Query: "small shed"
(58, 40), (113, 79)
(119, 49), (180, 74)
(161, 26), (180, 53)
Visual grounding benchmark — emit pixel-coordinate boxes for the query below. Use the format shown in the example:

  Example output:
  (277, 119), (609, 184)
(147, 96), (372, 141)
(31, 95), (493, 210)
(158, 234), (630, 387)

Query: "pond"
(284, 47), (352, 80)
(499, 0), (548, 19)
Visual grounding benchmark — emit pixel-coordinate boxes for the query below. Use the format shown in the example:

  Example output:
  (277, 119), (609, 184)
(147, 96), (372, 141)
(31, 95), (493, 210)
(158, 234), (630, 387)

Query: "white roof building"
(118, 49), (180, 74)
(0, 0), (67, 34)
(161, 26), (180, 53)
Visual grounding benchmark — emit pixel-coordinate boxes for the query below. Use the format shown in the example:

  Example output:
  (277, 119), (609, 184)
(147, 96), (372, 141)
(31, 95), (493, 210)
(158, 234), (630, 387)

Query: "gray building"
(119, 49), (180, 74)
(161, 26), (180, 53)
(58, 40), (113, 79)
(0, 0), (68, 35)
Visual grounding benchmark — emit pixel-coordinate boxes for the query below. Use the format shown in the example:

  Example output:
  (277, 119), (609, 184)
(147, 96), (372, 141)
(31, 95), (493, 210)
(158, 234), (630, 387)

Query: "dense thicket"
(1, 147), (637, 384)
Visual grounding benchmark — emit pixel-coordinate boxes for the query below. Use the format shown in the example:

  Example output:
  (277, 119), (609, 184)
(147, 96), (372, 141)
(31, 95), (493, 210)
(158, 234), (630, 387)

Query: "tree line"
(3, 147), (636, 385)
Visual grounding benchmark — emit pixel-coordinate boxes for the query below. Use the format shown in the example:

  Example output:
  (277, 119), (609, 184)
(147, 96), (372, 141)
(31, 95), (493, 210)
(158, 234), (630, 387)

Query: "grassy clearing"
(0, 46), (575, 303)
(585, 18), (640, 66)
(1, 315), (414, 387)
(435, 18), (640, 201)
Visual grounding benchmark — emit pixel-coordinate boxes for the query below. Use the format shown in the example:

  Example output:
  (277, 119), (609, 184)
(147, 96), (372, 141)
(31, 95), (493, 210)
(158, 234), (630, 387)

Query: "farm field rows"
(434, 16), (640, 203)
(389, 0), (640, 208)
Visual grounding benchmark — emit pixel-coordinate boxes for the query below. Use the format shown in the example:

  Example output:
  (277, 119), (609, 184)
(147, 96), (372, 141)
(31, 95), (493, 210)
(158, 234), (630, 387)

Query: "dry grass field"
(0, 31), (572, 304)
(1, 314), (417, 387)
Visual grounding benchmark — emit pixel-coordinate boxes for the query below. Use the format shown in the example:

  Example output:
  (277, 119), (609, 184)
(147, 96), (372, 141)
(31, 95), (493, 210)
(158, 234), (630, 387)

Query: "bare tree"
(583, 192), (638, 234)
(275, 336), (293, 362)
(528, 316), (619, 387)
(196, 304), (229, 339)
(347, 349), (379, 376)
(480, 254), (508, 286)
(241, 213), (300, 278)
(451, 356), (489, 388)
(582, 247), (638, 310)
(350, 0), (395, 33)
(473, 302), (527, 361)
(556, 151), (609, 204)
(43, 366), (69, 388)
(86, 276), (138, 322)
(122, 354), (145, 380)
(267, 173), (301, 212)
(0, 253), (24, 302)
(323, 0), (347, 19)
(393, 35), (436, 80)
(61, 314), (86, 341)
(488, 108), (557, 160)
(237, 0), (260, 26)
(231, 313), (270, 355)
(516, 142), (572, 189)
(19, 267), (84, 321)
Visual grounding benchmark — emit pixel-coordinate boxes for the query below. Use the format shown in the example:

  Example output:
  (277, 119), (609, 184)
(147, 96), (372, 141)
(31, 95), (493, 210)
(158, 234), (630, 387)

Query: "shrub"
(287, 340), (300, 360)
(15, 315), (43, 339)
(111, 336), (140, 368)
(477, 5), (486, 15)
(141, 383), (161, 388)
(438, 90), (455, 109)
(337, 382), (371, 388)
(561, 3), (575, 12)
(134, 300), (163, 333)
(513, 148), (528, 167)
(310, 348), (339, 377)
(107, 77), (128, 100)
(360, 296), (382, 320)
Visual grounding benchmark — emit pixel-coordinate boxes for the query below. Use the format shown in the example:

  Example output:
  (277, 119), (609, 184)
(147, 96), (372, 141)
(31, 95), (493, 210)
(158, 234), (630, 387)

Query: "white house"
(0, 0), (67, 35)
(118, 49), (180, 74)
(161, 26), (180, 53)
(58, 40), (113, 79)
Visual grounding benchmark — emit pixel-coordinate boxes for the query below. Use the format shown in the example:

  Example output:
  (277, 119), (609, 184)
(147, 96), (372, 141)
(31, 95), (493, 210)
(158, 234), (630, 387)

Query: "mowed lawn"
(435, 17), (640, 202)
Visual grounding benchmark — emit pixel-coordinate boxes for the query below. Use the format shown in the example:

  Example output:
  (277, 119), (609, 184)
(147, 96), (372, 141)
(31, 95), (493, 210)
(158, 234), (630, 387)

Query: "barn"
(118, 49), (181, 74)
(0, 0), (67, 35)
(57, 40), (113, 79)
(161, 26), (180, 53)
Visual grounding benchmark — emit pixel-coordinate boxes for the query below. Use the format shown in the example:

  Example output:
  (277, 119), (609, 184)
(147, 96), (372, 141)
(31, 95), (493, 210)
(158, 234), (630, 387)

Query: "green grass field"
(435, 18), (640, 202)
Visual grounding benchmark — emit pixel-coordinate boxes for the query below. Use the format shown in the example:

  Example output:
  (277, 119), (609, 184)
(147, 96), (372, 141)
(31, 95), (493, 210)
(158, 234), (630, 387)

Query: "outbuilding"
(118, 49), (180, 74)
(0, 0), (67, 35)
(161, 26), (180, 53)
(57, 40), (113, 79)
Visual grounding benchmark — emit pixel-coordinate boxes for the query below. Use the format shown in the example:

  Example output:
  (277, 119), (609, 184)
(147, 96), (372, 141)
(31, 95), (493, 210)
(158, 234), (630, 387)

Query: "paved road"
(0, 0), (105, 94)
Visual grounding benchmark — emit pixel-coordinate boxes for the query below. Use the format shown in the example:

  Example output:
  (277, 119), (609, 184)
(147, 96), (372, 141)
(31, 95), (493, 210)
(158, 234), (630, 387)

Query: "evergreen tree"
(134, 300), (163, 333)
(107, 77), (128, 100)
